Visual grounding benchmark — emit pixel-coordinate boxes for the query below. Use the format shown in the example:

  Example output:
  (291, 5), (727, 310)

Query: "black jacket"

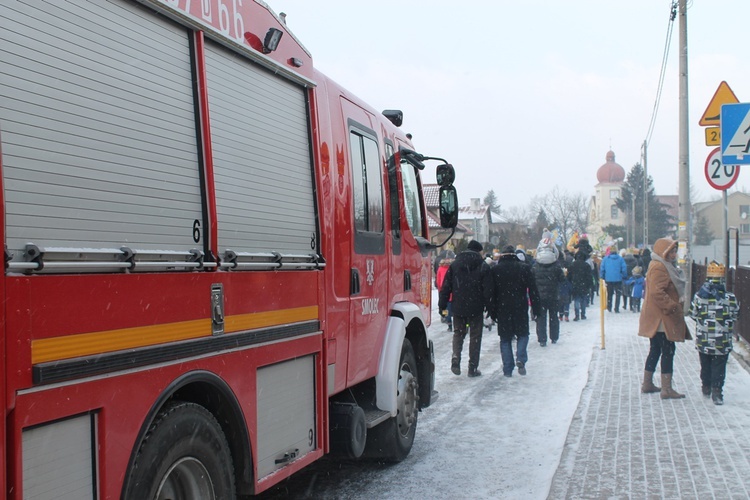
(568, 257), (594, 296)
(484, 254), (540, 338)
(532, 261), (565, 301)
(438, 250), (489, 318)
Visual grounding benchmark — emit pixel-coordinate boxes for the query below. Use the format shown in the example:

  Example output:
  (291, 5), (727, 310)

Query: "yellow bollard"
(599, 279), (606, 349)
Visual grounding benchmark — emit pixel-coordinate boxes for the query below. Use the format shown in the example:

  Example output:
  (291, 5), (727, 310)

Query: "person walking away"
(640, 248), (652, 273)
(625, 266), (645, 312)
(690, 261), (739, 405)
(568, 251), (593, 320)
(438, 240), (489, 377)
(435, 258), (453, 331)
(532, 250), (565, 345)
(485, 245), (541, 377)
(600, 247), (627, 312)
(574, 234), (594, 260)
(638, 237), (691, 399)
(558, 268), (572, 322)
(620, 249), (636, 311)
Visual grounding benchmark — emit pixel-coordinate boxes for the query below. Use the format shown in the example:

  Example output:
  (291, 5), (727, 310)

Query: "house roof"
(694, 191), (750, 214)
(458, 204), (489, 220)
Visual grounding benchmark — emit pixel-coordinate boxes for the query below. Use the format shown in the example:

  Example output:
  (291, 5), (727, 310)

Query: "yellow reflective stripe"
(32, 319), (210, 364)
(224, 306), (318, 331)
(31, 306), (319, 364)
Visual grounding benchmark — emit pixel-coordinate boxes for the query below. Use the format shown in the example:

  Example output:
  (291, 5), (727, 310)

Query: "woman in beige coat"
(638, 237), (691, 399)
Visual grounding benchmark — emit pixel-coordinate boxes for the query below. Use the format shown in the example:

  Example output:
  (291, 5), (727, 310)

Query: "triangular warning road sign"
(700, 81), (739, 126)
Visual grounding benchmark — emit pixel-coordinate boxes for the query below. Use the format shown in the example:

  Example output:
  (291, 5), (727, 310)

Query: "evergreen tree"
(484, 190), (501, 223)
(533, 209), (551, 237)
(603, 224), (626, 242)
(614, 163), (673, 245)
(693, 214), (714, 245)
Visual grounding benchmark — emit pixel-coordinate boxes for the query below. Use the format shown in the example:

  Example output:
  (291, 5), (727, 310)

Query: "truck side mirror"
(436, 163), (455, 187)
(439, 185), (458, 228)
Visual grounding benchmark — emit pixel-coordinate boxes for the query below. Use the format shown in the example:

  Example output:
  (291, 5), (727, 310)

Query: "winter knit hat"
(502, 244), (516, 254)
(467, 240), (483, 252)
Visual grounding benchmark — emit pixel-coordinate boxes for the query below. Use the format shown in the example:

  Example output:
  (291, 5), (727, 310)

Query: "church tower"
(588, 150), (626, 248)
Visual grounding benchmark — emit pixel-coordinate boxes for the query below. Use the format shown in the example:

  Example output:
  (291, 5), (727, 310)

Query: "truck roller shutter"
(0, 0), (202, 260)
(204, 40), (317, 256)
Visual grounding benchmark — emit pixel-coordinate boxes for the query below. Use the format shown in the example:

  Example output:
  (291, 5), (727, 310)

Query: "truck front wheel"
(365, 338), (419, 461)
(123, 401), (236, 500)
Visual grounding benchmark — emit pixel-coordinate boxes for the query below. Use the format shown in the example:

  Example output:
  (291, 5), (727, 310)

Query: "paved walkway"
(548, 310), (750, 499)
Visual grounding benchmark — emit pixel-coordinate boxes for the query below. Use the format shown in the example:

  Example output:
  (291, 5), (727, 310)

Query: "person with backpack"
(532, 246), (565, 346)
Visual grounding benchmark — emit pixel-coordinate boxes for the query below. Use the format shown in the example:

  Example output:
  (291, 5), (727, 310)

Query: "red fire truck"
(0, 1), (459, 498)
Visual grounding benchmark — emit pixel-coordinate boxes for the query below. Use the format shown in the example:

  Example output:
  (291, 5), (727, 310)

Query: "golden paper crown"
(706, 261), (725, 278)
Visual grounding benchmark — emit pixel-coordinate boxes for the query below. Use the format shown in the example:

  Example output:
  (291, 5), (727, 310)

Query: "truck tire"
(364, 338), (419, 462)
(123, 401), (236, 500)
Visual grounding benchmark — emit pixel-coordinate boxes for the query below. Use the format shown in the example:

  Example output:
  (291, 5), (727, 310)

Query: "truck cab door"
(345, 112), (390, 384)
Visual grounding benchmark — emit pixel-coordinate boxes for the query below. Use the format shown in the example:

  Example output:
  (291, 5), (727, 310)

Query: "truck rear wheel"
(364, 338), (418, 461)
(123, 401), (236, 500)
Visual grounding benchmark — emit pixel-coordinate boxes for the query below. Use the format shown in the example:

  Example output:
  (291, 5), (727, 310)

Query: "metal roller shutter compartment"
(0, 0), (203, 261)
(204, 40), (317, 256)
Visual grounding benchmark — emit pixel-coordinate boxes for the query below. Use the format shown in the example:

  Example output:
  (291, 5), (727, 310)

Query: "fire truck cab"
(0, 1), (458, 498)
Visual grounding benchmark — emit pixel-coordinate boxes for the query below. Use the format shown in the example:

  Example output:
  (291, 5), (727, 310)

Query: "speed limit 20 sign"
(705, 147), (740, 190)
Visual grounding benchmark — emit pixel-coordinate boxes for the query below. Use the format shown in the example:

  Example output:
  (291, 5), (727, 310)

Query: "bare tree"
(540, 187), (590, 241)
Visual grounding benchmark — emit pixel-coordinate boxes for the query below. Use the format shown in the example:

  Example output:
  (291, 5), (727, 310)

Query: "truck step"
(363, 409), (390, 428)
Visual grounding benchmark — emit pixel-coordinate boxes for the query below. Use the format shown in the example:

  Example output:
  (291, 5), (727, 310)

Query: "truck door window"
(350, 131), (384, 233)
(400, 164), (424, 237)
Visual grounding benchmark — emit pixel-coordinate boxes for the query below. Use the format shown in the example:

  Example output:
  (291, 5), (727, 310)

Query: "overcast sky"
(267, 0), (750, 211)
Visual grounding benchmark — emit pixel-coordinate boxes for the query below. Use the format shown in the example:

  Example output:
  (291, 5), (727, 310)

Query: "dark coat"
(484, 254), (540, 338)
(623, 253), (637, 277)
(532, 261), (565, 301)
(575, 240), (593, 260)
(568, 257), (594, 296)
(438, 250), (489, 318)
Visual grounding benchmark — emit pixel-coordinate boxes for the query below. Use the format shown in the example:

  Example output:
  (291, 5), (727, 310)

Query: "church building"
(588, 150), (626, 247)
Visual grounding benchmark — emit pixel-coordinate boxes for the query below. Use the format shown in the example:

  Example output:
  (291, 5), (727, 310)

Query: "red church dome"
(596, 150), (625, 183)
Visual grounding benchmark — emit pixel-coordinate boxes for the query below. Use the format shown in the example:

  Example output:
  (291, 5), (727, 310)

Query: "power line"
(644, 0), (678, 147)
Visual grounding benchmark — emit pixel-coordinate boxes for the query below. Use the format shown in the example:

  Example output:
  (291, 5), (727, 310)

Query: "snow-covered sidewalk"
(549, 307), (750, 499)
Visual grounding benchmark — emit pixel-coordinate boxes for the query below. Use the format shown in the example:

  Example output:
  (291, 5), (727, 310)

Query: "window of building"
(610, 189), (619, 199)
(610, 205), (618, 219)
(741, 224), (750, 235)
(740, 205), (750, 219)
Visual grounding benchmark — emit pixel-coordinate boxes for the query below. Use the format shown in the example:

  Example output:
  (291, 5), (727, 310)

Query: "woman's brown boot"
(660, 373), (685, 399)
(641, 370), (661, 393)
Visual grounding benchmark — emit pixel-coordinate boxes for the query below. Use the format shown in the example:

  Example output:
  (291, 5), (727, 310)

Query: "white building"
(588, 150), (626, 247)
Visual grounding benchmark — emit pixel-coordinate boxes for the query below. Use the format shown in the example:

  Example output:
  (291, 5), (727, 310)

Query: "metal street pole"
(678, 0), (691, 300)
(642, 140), (648, 246)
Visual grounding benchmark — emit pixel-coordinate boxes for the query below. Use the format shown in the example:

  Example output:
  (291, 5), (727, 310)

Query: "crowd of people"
(435, 231), (739, 406)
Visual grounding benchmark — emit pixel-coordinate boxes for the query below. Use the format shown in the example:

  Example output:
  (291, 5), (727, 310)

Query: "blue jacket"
(625, 275), (645, 298)
(600, 254), (627, 282)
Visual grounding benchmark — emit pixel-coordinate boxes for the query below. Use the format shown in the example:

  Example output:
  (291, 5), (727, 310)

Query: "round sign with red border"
(705, 147), (740, 190)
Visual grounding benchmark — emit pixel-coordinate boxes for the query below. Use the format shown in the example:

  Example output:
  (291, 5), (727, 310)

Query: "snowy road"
(259, 290), (599, 499)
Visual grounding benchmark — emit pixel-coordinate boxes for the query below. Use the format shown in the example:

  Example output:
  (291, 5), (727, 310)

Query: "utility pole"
(642, 140), (648, 246)
(678, 0), (692, 299)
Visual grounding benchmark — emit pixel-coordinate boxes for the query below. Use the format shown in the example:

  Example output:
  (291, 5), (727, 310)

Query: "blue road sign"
(721, 102), (750, 165)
